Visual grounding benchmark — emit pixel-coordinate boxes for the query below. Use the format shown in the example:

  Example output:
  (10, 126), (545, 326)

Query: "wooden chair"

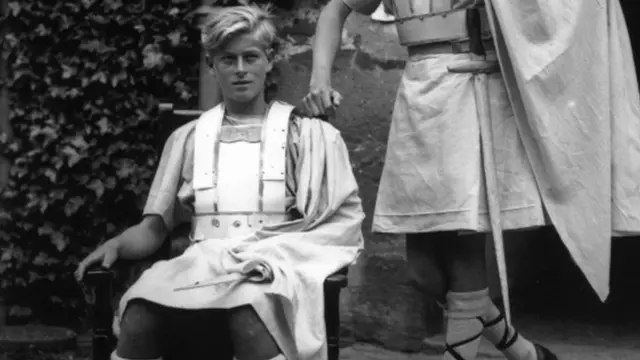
(83, 103), (348, 360)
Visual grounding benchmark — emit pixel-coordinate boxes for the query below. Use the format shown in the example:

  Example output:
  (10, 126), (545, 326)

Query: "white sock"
(443, 290), (489, 360)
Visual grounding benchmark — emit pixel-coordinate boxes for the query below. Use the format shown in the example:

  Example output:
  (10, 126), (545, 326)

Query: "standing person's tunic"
(344, 0), (548, 233)
(115, 101), (365, 360)
(344, 0), (640, 300)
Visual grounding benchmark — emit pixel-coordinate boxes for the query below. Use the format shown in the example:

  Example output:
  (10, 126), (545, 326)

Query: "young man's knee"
(119, 300), (164, 337)
(116, 300), (166, 359)
(228, 305), (280, 360)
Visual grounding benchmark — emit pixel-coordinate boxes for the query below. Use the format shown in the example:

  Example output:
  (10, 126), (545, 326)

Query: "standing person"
(76, 4), (364, 360)
(302, 0), (640, 360)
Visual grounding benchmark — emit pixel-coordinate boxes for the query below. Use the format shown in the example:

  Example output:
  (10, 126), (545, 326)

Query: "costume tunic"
(115, 102), (365, 360)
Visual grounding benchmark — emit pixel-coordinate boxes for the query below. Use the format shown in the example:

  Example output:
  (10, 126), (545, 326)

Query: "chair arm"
(324, 267), (349, 289)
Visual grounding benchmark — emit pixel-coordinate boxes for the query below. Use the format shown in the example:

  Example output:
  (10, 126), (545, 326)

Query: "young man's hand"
(75, 238), (122, 281)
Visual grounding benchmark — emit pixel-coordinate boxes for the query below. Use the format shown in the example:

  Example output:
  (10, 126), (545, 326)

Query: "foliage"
(0, 0), (202, 324)
(0, 0), (323, 325)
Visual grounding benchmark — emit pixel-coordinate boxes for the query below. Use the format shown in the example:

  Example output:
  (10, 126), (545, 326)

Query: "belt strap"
(260, 102), (293, 212)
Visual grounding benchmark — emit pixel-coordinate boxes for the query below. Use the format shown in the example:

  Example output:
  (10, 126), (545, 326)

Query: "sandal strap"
(445, 332), (483, 360)
(482, 311), (520, 351)
(484, 312), (505, 328)
(496, 330), (520, 350)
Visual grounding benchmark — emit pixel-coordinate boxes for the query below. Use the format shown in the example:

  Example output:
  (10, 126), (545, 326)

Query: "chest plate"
(190, 102), (294, 241)
(390, 0), (492, 47)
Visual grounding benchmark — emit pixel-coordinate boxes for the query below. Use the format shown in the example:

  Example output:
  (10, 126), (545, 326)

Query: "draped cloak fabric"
(485, 0), (640, 301)
(113, 110), (365, 360)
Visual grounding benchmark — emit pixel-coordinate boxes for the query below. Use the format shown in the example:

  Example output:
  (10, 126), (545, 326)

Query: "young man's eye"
(217, 55), (233, 64)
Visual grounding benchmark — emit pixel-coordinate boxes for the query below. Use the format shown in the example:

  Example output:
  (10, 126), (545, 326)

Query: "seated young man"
(75, 5), (364, 360)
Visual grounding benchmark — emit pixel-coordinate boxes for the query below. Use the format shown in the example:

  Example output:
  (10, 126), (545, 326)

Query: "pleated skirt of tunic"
(372, 52), (548, 234)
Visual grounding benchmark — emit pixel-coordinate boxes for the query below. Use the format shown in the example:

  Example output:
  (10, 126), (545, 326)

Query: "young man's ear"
(206, 55), (217, 76)
(265, 49), (275, 72)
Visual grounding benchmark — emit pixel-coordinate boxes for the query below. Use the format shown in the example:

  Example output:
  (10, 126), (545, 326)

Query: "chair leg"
(86, 270), (117, 360)
(324, 283), (342, 360)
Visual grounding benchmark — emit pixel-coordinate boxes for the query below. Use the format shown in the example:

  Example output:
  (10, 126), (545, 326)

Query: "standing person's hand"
(75, 238), (122, 281)
(301, 80), (343, 118)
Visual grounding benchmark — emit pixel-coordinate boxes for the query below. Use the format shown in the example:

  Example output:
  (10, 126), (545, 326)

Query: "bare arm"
(116, 215), (168, 261)
(309, 0), (353, 88)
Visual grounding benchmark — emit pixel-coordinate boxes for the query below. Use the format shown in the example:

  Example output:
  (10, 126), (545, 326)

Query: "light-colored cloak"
(486, 0), (640, 301)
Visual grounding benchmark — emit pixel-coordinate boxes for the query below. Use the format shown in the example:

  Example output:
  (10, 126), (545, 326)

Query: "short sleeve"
(142, 127), (190, 232)
(342, 0), (381, 15)
(285, 116), (302, 215)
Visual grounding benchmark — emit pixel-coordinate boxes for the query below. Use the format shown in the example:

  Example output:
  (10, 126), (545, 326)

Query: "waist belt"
(407, 39), (495, 59)
(190, 213), (289, 242)
(396, 7), (492, 47)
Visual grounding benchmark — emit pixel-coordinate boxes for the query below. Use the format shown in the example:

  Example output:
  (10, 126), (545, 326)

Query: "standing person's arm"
(302, 0), (381, 117)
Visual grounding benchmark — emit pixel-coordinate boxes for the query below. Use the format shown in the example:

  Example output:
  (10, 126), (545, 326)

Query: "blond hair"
(200, 4), (281, 101)
(201, 4), (279, 56)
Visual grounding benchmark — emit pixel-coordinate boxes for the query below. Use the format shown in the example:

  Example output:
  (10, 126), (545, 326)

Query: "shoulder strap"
(193, 103), (225, 190)
(260, 102), (294, 212)
(193, 103), (224, 214)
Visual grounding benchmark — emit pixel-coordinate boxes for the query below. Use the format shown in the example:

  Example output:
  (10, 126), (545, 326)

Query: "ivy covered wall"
(0, 0), (200, 325)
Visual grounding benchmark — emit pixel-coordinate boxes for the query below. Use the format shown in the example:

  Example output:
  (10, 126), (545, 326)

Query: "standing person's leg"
(444, 233), (557, 360)
(441, 233), (489, 360)
(406, 232), (450, 345)
(406, 232), (450, 305)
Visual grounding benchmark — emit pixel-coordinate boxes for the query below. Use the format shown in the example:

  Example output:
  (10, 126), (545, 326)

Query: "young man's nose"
(235, 58), (246, 72)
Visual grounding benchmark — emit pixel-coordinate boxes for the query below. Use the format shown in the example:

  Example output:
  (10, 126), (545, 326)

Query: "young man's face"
(211, 32), (273, 105)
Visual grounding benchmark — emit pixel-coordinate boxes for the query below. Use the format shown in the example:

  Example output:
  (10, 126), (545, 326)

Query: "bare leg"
(440, 233), (488, 360)
(165, 307), (233, 360)
(406, 232), (450, 305)
(228, 305), (282, 360)
(443, 233), (557, 360)
(116, 300), (166, 359)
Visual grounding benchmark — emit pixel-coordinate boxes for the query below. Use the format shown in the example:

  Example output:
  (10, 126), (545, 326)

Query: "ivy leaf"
(87, 179), (105, 198)
(51, 232), (68, 252)
(44, 168), (57, 182)
(97, 117), (109, 134)
(79, 40), (116, 54)
(116, 161), (135, 179)
(8, 1), (21, 16)
(64, 196), (84, 216)
(70, 135), (89, 150)
(61, 64), (76, 79)
(38, 223), (56, 237)
(61, 145), (82, 167)
(168, 31), (181, 46)
(33, 252), (60, 266)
